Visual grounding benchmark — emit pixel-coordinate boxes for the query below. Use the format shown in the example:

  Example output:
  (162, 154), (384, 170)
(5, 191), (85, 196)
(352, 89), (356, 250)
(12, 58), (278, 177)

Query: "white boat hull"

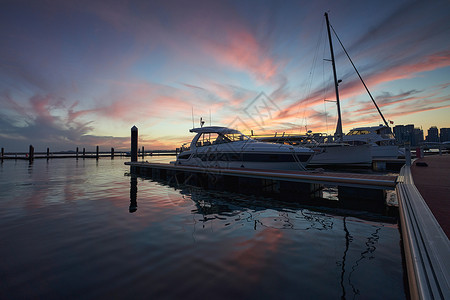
(308, 144), (372, 166)
(175, 126), (314, 171)
(371, 145), (400, 159)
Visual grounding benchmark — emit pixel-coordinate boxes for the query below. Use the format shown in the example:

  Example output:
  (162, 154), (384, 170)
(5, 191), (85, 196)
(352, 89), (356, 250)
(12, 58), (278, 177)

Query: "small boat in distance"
(343, 125), (400, 158)
(174, 126), (315, 171)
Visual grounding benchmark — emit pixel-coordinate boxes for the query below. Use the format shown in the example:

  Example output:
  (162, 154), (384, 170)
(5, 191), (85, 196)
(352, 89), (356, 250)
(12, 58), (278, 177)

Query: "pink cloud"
(204, 28), (282, 83)
(272, 50), (450, 128)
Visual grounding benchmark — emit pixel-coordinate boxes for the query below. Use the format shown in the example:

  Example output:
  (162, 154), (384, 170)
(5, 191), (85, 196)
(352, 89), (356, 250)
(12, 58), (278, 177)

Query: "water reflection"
(129, 176), (137, 213)
(125, 172), (400, 299)
(338, 216), (382, 299)
(0, 159), (405, 299)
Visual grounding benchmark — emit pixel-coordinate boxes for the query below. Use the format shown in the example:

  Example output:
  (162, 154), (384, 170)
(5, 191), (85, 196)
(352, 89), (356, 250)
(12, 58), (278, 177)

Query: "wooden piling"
(131, 126), (138, 162)
(142, 146), (145, 158)
(46, 148), (50, 159)
(111, 147), (114, 159)
(83, 148), (86, 158)
(96, 146), (99, 159)
(29, 145), (34, 161)
(76, 147), (79, 159)
(1, 147), (4, 161)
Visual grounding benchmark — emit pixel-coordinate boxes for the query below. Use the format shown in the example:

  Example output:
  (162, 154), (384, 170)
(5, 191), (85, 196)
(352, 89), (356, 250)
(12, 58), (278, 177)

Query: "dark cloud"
(0, 93), (96, 151)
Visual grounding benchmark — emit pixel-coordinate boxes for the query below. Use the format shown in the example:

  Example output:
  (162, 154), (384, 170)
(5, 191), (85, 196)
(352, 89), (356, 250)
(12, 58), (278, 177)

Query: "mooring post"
(83, 148), (86, 158)
(111, 147), (114, 159)
(46, 148), (50, 160)
(131, 126), (138, 162)
(96, 146), (99, 160)
(142, 146), (145, 158)
(406, 146), (411, 166)
(1, 147), (4, 161)
(29, 145), (34, 162)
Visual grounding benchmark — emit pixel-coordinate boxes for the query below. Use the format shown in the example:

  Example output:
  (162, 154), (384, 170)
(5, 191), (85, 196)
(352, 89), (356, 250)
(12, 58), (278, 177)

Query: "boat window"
(196, 132), (249, 147)
(347, 140), (367, 146)
(222, 133), (249, 142)
(347, 130), (370, 135)
(197, 133), (220, 147)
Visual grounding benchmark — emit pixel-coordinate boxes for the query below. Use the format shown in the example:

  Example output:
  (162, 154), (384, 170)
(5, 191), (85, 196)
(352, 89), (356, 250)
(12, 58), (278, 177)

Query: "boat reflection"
(127, 174), (395, 299)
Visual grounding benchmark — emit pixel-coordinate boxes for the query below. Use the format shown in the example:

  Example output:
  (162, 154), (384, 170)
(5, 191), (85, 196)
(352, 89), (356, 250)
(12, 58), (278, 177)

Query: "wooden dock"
(396, 155), (450, 300)
(125, 161), (397, 209)
(0, 147), (176, 161)
(125, 161), (397, 189)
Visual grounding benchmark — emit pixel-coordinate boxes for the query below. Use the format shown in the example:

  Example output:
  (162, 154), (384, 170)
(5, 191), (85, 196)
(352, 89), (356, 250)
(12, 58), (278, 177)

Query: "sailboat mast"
(330, 25), (390, 129)
(325, 12), (343, 141)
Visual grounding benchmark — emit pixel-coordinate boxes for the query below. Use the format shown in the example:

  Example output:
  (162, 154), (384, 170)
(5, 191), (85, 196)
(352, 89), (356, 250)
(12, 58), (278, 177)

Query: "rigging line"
(295, 18), (325, 133)
(329, 24), (389, 128)
(191, 107), (194, 129)
(324, 99), (328, 134)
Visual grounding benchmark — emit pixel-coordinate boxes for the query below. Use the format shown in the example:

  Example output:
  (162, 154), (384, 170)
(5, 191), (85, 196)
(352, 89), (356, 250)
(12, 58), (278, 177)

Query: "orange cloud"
(270, 50), (450, 130)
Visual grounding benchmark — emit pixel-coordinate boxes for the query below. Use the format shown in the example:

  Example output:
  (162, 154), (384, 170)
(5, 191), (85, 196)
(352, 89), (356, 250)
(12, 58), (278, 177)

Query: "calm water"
(0, 157), (407, 299)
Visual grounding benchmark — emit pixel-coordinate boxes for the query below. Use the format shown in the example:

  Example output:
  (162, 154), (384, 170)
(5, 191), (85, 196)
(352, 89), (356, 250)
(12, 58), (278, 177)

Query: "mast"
(325, 12), (343, 141)
(330, 25), (390, 129)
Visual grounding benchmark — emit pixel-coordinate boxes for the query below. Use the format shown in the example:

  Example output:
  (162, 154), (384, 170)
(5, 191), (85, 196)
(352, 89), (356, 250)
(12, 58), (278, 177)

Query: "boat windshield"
(347, 130), (371, 135)
(195, 132), (249, 147)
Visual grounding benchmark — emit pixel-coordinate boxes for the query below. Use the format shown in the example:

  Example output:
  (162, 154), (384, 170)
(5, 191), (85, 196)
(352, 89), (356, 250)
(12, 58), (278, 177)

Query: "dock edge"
(396, 165), (450, 299)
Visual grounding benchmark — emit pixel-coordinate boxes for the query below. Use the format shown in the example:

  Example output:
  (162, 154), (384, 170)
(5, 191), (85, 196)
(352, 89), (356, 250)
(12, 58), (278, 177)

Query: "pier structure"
(0, 148), (174, 160)
(125, 161), (396, 206)
(396, 155), (450, 299)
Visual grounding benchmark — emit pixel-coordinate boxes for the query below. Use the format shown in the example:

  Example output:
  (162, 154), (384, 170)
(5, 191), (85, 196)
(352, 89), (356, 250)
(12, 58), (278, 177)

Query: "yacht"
(174, 126), (315, 171)
(257, 134), (372, 167)
(343, 125), (400, 158)
(312, 14), (401, 160)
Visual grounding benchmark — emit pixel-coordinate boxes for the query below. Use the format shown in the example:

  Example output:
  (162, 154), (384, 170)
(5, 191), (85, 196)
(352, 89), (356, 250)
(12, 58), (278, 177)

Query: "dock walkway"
(411, 155), (450, 238)
(397, 154), (449, 299)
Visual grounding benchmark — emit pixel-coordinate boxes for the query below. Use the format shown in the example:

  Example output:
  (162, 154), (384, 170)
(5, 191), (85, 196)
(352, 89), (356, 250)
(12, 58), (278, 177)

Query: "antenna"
(200, 117), (205, 128)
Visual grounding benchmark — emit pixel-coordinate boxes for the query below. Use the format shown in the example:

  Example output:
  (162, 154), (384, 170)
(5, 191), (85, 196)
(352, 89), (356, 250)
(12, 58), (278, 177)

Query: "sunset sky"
(1, 0), (449, 151)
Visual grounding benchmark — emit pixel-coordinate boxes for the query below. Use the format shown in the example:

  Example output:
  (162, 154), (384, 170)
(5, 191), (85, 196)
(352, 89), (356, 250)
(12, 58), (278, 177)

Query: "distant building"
(393, 124), (419, 146)
(413, 128), (424, 146)
(440, 128), (450, 142)
(426, 126), (439, 143)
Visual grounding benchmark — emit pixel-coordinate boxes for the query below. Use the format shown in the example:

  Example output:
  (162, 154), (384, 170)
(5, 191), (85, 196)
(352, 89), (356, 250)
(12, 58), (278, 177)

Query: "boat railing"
(180, 143), (190, 152)
(380, 133), (395, 140)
